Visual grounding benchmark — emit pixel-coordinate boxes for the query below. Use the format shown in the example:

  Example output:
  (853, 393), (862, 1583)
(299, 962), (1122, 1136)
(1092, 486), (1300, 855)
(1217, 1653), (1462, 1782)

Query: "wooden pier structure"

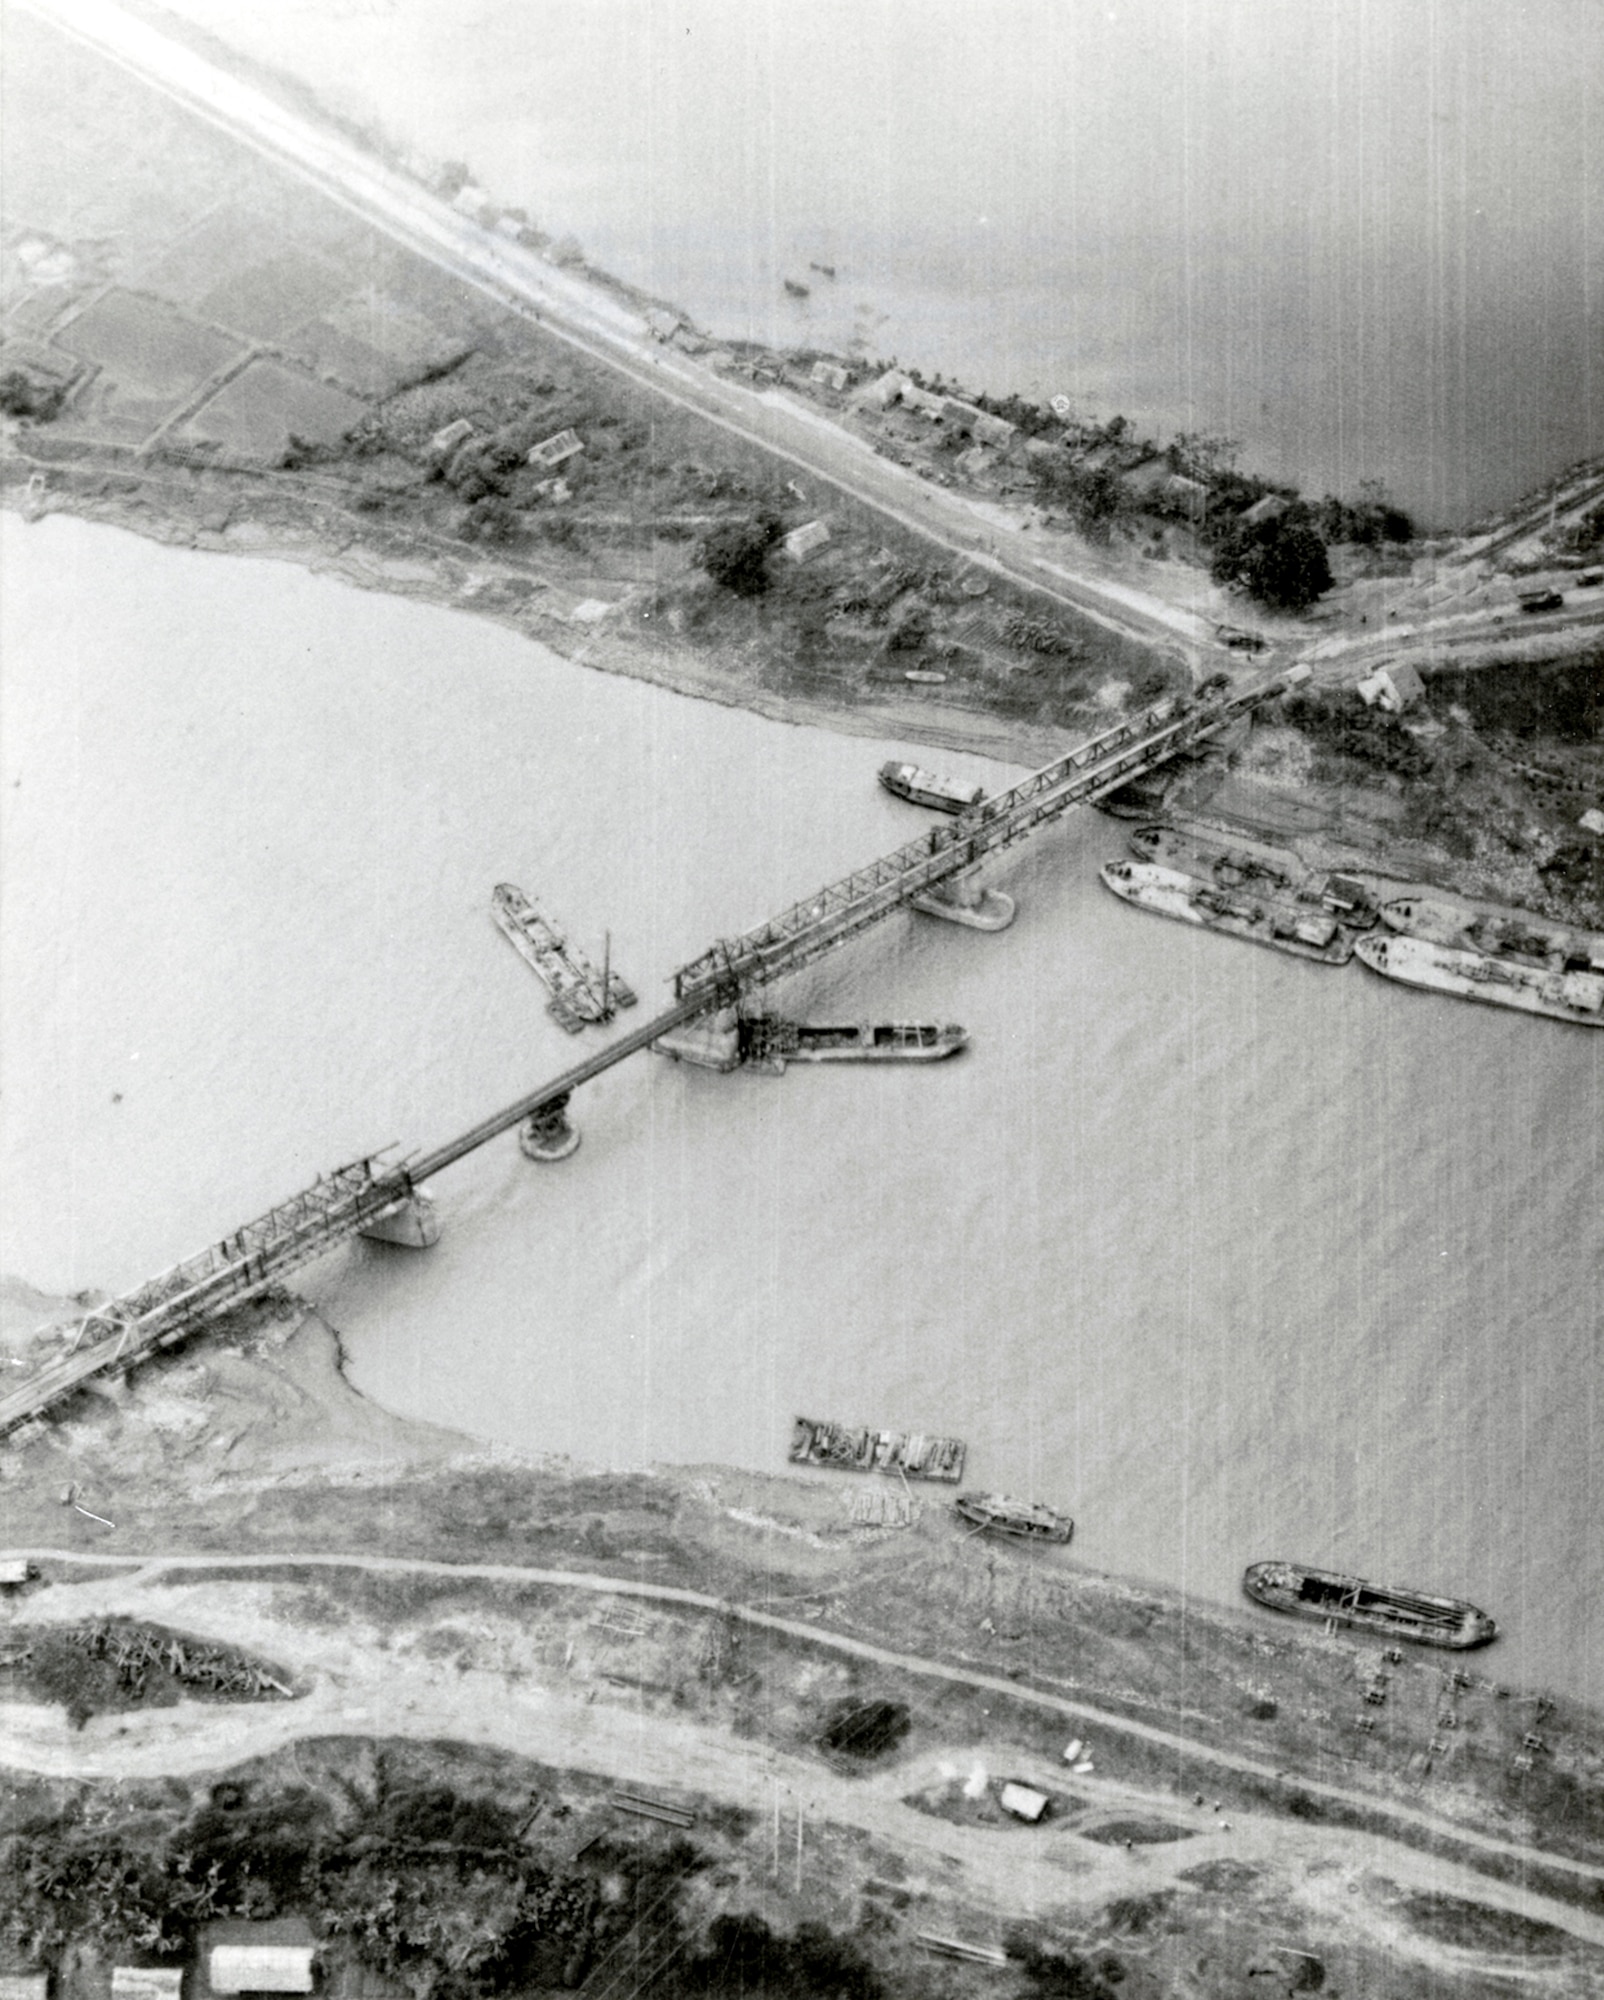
(0, 670), (1302, 1440)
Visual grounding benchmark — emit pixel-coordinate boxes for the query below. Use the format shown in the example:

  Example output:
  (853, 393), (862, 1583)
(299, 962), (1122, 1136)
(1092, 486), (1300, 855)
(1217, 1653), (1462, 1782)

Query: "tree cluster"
(696, 512), (783, 596)
(1209, 511), (1333, 611)
(0, 370), (65, 421)
(1281, 689), (1432, 775)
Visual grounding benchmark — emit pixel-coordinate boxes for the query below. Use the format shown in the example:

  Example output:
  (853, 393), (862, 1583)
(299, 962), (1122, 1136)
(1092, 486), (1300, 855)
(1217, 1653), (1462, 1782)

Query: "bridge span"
(1, 669), (1303, 1439)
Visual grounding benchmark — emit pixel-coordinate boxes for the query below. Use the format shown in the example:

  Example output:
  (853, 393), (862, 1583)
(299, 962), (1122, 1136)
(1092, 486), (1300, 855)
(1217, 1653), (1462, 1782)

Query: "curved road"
(9, 1545), (1601, 1899)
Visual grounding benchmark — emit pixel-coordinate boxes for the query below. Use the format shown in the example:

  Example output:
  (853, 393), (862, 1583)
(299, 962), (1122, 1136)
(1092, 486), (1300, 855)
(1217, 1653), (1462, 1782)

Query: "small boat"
(1355, 933), (1604, 1027)
(809, 261), (837, 279)
(492, 883), (637, 1032)
(878, 761), (986, 814)
(1380, 896), (1604, 974)
(740, 1018), (966, 1070)
(955, 1493), (1072, 1544)
(783, 277), (811, 299)
(1244, 1562), (1496, 1651)
(790, 1417), (966, 1483)
(1099, 860), (1355, 964)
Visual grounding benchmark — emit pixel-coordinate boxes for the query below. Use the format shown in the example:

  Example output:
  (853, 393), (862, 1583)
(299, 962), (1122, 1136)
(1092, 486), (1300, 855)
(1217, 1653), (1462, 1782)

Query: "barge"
(1355, 933), (1604, 1027)
(492, 883), (636, 1032)
(955, 1493), (1073, 1544)
(1128, 826), (1377, 927)
(1099, 860), (1355, 964)
(740, 1017), (967, 1070)
(1244, 1561), (1496, 1650)
(1379, 896), (1604, 975)
(878, 761), (987, 814)
(790, 1417), (966, 1482)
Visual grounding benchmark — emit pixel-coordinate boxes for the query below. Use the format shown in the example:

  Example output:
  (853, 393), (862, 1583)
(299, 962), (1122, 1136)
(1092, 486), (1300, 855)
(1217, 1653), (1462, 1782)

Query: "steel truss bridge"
(1, 670), (1300, 1439)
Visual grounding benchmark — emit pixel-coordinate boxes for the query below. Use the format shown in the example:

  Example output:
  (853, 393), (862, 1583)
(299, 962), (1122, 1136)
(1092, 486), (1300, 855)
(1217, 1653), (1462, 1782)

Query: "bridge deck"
(3, 672), (1297, 1438)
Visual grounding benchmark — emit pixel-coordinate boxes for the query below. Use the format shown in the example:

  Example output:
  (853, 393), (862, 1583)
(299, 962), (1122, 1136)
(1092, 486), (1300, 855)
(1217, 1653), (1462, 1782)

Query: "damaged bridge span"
(0, 670), (1303, 1439)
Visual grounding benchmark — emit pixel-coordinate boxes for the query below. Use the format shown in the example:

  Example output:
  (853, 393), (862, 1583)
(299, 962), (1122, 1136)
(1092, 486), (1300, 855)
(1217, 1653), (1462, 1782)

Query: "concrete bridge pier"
(519, 1092), (581, 1162)
(911, 870), (1016, 930)
(358, 1190), (441, 1248)
(651, 1008), (742, 1072)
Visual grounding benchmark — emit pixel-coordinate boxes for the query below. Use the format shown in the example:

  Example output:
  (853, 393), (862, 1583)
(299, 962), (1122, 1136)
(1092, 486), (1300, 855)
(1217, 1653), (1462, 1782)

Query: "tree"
(0, 369), (64, 420)
(1211, 514), (1332, 611)
(697, 513), (783, 597)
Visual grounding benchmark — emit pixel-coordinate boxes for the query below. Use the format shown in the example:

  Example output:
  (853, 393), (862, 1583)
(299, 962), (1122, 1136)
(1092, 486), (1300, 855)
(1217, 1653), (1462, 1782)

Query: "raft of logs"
(67, 1620), (293, 1699)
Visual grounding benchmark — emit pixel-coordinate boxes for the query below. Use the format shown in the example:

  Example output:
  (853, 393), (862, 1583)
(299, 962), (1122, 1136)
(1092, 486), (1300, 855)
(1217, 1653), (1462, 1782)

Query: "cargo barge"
(492, 883), (636, 1032)
(1355, 933), (1604, 1027)
(790, 1417), (966, 1482)
(1244, 1562), (1496, 1650)
(955, 1493), (1073, 1543)
(878, 761), (987, 814)
(740, 1017), (966, 1070)
(1099, 860), (1356, 964)
(1379, 895), (1604, 975)
(1129, 826), (1377, 927)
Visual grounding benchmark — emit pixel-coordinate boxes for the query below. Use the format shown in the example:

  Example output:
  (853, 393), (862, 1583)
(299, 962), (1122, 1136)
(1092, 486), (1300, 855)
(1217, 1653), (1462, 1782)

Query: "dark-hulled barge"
(790, 1417), (966, 1482)
(1244, 1561), (1496, 1650)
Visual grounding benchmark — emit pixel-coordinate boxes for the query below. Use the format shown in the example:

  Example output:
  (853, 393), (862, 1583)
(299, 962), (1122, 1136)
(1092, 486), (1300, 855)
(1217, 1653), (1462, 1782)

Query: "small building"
(857, 367), (907, 409)
(998, 1782), (1050, 1823)
(644, 308), (681, 342)
(809, 359), (850, 392)
(0, 1975), (49, 2000)
(426, 417), (474, 460)
(0, 1557), (36, 1586)
(526, 428), (584, 470)
(1357, 660), (1425, 713)
(781, 519), (832, 563)
(1163, 472), (1208, 512)
(204, 1919), (316, 1998)
(1241, 493), (1289, 528)
(955, 446), (991, 479)
(971, 410), (1016, 448)
(899, 383), (947, 419)
(450, 183), (493, 223)
(113, 1971), (184, 2000)
(1580, 808), (1604, 837)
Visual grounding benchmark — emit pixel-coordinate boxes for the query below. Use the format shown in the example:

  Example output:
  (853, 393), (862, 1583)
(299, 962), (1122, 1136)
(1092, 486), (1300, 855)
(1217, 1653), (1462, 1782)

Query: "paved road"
(10, 1545), (1602, 1897)
(24, 0), (1216, 663)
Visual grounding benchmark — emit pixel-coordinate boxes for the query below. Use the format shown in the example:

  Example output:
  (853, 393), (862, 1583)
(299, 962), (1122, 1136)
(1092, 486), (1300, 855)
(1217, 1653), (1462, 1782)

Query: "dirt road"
(8, 1547), (1600, 1895)
(21, 0), (1218, 664)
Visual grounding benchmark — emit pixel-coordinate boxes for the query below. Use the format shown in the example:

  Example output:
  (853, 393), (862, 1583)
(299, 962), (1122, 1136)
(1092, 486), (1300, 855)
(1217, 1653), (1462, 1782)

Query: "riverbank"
(3, 1280), (1602, 1996)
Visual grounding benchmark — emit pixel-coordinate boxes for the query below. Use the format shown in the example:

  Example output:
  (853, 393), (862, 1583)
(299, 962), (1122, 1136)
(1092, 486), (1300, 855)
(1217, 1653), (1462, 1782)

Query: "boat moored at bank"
(1355, 932), (1604, 1026)
(878, 761), (987, 814)
(1244, 1562), (1496, 1650)
(955, 1493), (1073, 1543)
(1099, 860), (1356, 963)
(790, 1416), (966, 1482)
(1379, 896), (1604, 975)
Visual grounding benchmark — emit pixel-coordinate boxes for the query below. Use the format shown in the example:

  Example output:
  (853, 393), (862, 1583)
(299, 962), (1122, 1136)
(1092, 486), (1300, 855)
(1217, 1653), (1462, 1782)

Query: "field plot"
(183, 356), (367, 458)
(194, 248), (356, 346)
(54, 288), (244, 444)
(286, 287), (474, 397)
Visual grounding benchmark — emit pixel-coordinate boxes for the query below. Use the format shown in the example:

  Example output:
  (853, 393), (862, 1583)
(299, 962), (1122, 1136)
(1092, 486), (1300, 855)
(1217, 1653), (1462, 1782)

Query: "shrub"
(697, 513), (783, 597)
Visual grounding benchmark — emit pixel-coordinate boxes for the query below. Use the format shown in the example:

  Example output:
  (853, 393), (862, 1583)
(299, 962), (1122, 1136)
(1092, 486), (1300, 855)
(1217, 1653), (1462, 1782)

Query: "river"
(150, 0), (1604, 528)
(2, 514), (1599, 1701)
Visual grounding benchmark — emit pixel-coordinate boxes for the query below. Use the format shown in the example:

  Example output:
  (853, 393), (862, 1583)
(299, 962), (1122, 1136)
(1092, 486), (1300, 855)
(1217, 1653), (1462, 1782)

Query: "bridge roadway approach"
(0, 671), (1302, 1440)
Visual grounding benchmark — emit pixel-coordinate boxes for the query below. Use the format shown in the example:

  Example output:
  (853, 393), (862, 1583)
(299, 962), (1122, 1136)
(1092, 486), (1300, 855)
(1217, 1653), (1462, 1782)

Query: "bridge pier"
(358, 1190), (441, 1248)
(651, 1007), (742, 1072)
(519, 1092), (581, 1162)
(911, 871), (1016, 931)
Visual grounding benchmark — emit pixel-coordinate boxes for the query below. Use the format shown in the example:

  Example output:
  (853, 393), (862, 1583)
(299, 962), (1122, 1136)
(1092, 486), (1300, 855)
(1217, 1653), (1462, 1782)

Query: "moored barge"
(1244, 1562), (1496, 1650)
(1355, 933), (1604, 1027)
(1379, 896), (1604, 974)
(1099, 860), (1356, 964)
(955, 1493), (1073, 1543)
(790, 1417), (966, 1482)
(878, 761), (987, 814)
(741, 1017), (966, 1070)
